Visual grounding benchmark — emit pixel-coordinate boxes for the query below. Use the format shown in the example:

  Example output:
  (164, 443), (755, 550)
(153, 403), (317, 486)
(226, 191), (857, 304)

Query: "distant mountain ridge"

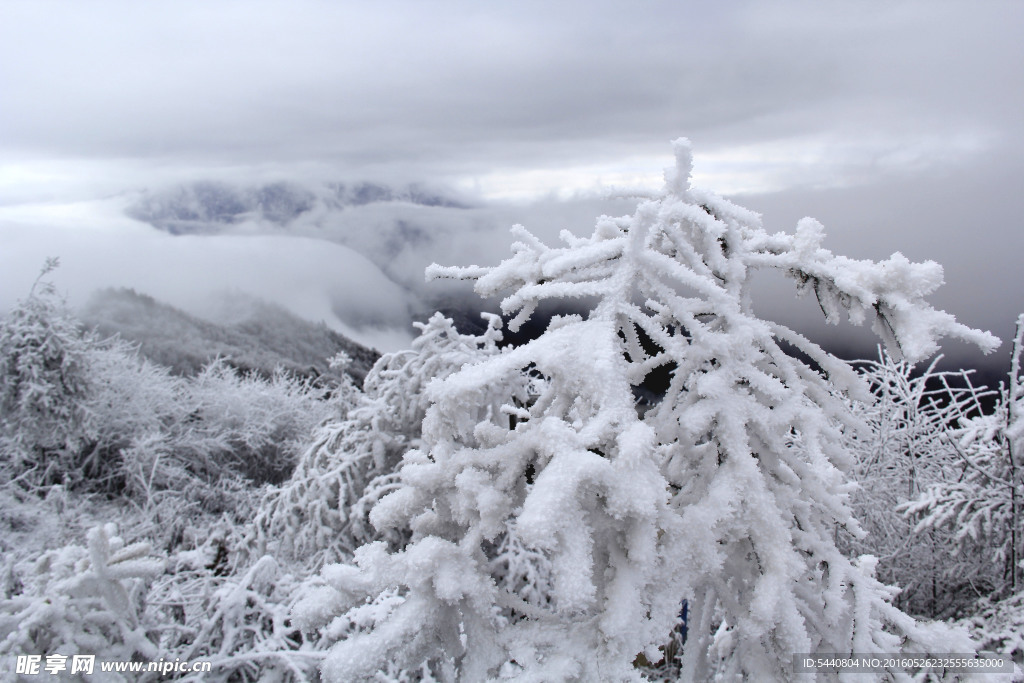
(123, 178), (493, 311)
(80, 288), (380, 384)
(127, 180), (471, 235)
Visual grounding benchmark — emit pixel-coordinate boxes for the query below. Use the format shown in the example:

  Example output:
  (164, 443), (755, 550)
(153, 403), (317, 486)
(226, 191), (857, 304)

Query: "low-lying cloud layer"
(0, 200), (415, 351)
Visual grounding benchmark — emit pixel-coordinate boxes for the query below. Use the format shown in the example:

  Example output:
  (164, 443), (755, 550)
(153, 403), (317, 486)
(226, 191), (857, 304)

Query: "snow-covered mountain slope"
(81, 288), (380, 383)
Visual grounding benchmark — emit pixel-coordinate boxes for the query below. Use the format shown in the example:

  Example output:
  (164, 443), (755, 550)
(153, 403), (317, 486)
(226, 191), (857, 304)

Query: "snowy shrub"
(846, 349), (996, 617)
(906, 314), (1024, 598)
(0, 279), (191, 498)
(957, 589), (1024, 672)
(77, 338), (191, 496)
(298, 139), (998, 681)
(84, 354), (336, 518)
(253, 312), (505, 570)
(172, 359), (333, 486)
(0, 259), (93, 488)
(148, 551), (318, 682)
(1, 263), (334, 498)
(0, 519), (314, 682)
(0, 523), (165, 674)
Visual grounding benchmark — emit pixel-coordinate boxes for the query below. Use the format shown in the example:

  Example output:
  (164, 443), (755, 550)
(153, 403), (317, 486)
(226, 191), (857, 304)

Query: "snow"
(2, 139), (1014, 682)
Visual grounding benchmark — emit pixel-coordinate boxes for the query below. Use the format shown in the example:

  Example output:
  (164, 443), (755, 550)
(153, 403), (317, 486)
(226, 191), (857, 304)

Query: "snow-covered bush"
(77, 338), (191, 498)
(175, 359), (334, 485)
(906, 315), (1024, 598)
(2, 262), (338, 500)
(297, 139), (998, 681)
(0, 259), (93, 488)
(0, 523), (165, 675)
(1, 520), (315, 682)
(148, 550), (318, 682)
(957, 590), (1024, 670)
(846, 349), (996, 617)
(253, 313), (505, 570)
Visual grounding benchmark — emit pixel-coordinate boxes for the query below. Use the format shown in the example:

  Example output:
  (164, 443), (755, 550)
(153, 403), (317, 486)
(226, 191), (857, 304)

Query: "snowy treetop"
(429, 138), (999, 367)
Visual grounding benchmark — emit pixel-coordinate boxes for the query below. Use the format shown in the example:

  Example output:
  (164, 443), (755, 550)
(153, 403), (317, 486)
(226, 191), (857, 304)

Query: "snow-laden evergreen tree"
(296, 140), (999, 681)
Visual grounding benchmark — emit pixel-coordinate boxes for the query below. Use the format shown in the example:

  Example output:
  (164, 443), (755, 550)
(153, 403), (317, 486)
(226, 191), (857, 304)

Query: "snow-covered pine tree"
(298, 139), (999, 681)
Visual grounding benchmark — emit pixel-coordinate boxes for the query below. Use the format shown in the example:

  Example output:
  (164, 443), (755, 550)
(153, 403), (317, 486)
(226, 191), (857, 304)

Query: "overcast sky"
(1, 1), (1021, 361)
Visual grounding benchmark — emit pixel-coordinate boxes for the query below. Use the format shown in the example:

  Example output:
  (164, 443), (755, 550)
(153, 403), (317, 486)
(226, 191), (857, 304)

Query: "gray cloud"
(4, 2), (1019, 177)
(1, 1), (1021, 363)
